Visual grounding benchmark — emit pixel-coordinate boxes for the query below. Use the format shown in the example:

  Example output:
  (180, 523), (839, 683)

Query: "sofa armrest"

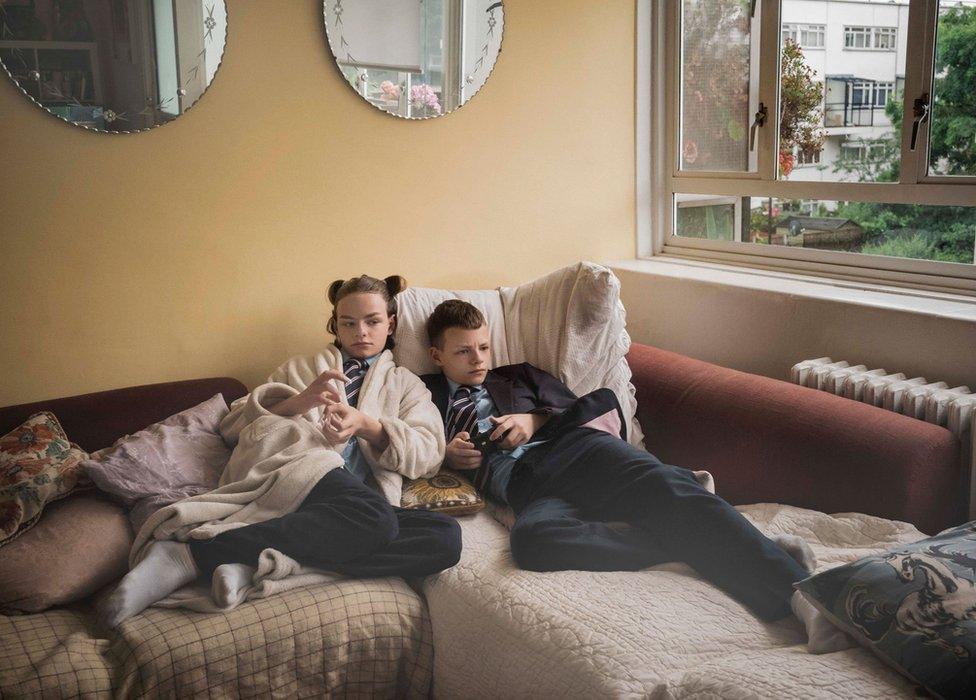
(626, 343), (965, 534)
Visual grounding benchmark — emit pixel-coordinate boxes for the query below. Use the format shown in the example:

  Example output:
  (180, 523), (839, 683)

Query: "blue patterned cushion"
(796, 522), (976, 699)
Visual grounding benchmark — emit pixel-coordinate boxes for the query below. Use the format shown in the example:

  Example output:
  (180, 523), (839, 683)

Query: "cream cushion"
(393, 262), (644, 447)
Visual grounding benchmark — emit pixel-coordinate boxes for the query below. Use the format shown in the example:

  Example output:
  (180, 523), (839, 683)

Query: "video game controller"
(468, 420), (503, 455)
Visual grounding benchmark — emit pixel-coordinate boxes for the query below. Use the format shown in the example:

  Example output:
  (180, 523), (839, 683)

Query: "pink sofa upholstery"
(627, 343), (965, 535)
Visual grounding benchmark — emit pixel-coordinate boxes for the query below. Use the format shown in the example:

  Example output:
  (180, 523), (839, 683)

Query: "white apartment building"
(783, 0), (910, 183)
(784, 0), (976, 183)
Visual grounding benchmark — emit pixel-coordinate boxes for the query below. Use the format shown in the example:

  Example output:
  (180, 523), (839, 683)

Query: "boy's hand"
(445, 432), (482, 471)
(489, 414), (548, 450)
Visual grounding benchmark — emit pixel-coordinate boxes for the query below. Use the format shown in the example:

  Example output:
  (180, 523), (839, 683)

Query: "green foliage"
(861, 233), (939, 260)
(931, 6), (976, 174)
(829, 5), (976, 265)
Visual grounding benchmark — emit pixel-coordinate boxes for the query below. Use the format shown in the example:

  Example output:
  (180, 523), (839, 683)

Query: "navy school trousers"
(189, 467), (461, 579)
(505, 427), (807, 621)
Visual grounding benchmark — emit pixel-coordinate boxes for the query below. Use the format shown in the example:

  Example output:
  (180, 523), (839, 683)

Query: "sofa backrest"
(627, 343), (965, 535)
(0, 378), (247, 453)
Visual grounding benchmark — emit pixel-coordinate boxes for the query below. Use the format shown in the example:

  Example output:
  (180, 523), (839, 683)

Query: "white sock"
(771, 533), (818, 573)
(212, 563), (255, 608)
(100, 541), (198, 627)
(791, 590), (855, 654)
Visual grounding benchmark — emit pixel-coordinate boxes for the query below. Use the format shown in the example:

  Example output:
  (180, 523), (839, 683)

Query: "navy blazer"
(421, 363), (577, 422)
(422, 363), (627, 445)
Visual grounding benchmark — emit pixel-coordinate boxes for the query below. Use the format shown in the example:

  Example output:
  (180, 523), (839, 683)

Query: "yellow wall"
(0, 1), (636, 406)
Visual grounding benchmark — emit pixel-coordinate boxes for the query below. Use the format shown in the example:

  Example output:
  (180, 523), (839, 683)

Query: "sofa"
(0, 342), (964, 698)
(422, 343), (965, 699)
(0, 379), (434, 698)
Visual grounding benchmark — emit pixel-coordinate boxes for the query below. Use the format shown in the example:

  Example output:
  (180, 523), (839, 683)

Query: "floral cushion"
(795, 521), (976, 699)
(401, 469), (484, 516)
(0, 412), (88, 545)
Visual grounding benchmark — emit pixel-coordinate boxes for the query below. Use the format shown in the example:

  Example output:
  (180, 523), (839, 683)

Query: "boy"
(421, 299), (849, 654)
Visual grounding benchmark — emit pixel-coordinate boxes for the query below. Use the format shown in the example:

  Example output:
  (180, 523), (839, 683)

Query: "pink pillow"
(81, 394), (231, 532)
(0, 493), (132, 613)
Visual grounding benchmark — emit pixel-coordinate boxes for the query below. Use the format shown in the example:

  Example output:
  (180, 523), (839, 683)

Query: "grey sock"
(99, 541), (199, 627)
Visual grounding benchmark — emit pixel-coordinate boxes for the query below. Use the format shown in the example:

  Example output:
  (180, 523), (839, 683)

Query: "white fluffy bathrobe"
(129, 346), (445, 610)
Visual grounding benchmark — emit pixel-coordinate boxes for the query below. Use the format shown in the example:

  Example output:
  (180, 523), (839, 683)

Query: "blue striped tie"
(343, 358), (368, 407)
(446, 386), (478, 441)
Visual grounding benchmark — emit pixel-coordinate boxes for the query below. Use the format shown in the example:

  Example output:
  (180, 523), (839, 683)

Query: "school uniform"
(188, 349), (461, 580)
(423, 363), (807, 622)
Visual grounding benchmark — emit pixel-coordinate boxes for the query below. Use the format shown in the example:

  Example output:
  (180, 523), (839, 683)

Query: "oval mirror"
(0, 0), (227, 133)
(323, 0), (503, 120)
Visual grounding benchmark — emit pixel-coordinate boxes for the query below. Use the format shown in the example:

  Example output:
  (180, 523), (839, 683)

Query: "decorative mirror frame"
(0, 1), (228, 134)
(323, 0), (504, 120)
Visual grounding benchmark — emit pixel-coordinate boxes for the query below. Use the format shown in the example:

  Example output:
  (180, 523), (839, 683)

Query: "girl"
(102, 275), (457, 626)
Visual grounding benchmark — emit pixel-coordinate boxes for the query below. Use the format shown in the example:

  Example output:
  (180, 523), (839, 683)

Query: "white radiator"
(791, 357), (976, 520)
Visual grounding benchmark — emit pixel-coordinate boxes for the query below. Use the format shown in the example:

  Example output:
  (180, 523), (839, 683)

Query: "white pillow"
(394, 263), (644, 448)
(393, 288), (509, 376)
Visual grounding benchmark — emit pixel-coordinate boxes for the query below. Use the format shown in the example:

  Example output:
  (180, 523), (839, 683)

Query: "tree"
(779, 41), (825, 177)
(929, 5), (976, 175)
(831, 5), (976, 264)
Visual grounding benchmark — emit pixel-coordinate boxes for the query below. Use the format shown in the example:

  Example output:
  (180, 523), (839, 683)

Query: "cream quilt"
(423, 504), (927, 699)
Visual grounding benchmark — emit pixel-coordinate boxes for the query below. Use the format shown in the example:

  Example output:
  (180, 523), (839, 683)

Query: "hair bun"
(383, 275), (408, 296)
(327, 279), (345, 304)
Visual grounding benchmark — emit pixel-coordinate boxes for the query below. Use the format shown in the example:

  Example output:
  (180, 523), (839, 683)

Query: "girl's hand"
(488, 414), (547, 450)
(445, 432), (482, 471)
(321, 403), (366, 443)
(273, 369), (347, 417)
(322, 403), (390, 451)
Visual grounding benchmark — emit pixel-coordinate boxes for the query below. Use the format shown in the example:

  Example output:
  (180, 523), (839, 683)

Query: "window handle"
(750, 0), (759, 18)
(749, 102), (768, 152)
(910, 93), (930, 151)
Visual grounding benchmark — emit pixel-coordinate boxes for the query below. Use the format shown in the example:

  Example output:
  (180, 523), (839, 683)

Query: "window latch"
(909, 93), (930, 151)
(749, 102), (768, 152)
(750, 0), (759, 19)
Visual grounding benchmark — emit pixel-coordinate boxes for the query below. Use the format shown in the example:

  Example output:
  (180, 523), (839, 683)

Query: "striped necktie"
(343, 358), (368, 407)
(446, 386), (478, 441)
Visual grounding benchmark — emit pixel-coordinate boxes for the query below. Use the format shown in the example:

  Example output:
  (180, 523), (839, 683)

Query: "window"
(844, 26), (897, 51)
(874, 27), (897, 50)
(674, 195), (741, 241)
(796, 148), (820, 166)
(873, 82), (895, 107)
(782, 23), (825, 49)
(655, 0), (976, 293)
(839, 142), (890, 163)
(850, 81), (873, 106)
(679, 0), (759, 172)
(844, 26), (871, 49)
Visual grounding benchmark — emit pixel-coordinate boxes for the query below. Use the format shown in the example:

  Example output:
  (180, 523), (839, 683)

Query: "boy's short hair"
(426, 300), (486, 348)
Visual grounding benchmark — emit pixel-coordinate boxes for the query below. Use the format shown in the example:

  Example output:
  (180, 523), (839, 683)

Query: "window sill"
(608, 256), (976, 323)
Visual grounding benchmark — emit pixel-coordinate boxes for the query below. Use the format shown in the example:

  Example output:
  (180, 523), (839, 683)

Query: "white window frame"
(783, 22), (825, 49)
(844, 26), (872, 49)
(844, 25), (898, 51)
(637, 0), (976, 297)
(874, 26), (898, 50)
(800, 23), (825, 48)
(796, 146), (821, 166)
(850, 80), (874, 106)
(874, 81), (895, 107)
